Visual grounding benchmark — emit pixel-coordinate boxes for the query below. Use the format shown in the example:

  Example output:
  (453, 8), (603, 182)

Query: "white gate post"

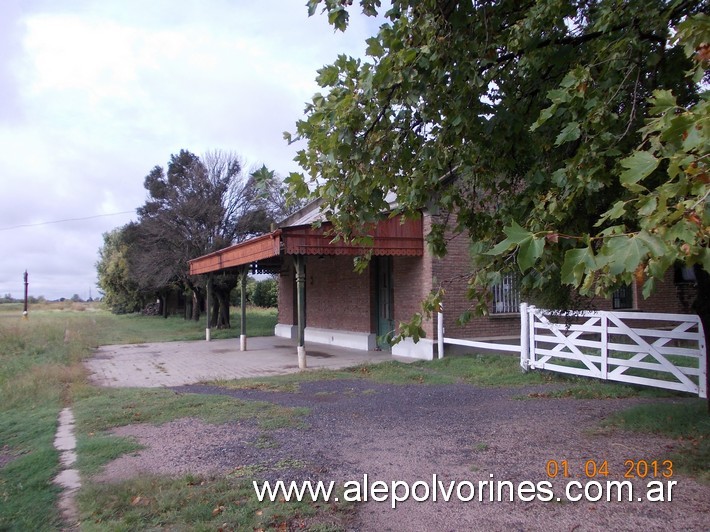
(698, 318), (707, 399)
(520, 302), (529, 371)
(437, 304), (445, 359)
(601, 312), (608, 380)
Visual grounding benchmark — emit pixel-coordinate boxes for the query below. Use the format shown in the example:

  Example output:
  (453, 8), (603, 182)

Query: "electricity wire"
(0, 211), (135, 231)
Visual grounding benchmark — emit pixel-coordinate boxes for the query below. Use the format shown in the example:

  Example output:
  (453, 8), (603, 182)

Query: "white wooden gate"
(520, 304), (707, 399)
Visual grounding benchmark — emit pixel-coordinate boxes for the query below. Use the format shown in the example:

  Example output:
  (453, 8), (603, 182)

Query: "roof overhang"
(283, 216), (423, 257)
(189, 231), (282, 276)
(188, 215), (423, 276)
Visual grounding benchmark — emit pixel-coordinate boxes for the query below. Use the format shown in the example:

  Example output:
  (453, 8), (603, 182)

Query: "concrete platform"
(86, 336), (398, 388)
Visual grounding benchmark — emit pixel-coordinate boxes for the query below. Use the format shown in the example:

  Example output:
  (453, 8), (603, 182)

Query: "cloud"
(0, 0), (381, 300)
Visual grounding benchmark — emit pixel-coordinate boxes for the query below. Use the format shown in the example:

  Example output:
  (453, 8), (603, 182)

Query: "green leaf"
(701, 248), (710, 274)
(554, 121), (581, 146)
(682, 122), (704, 151)
(636, 196), (657, 217)
(636, 230), (667, 257)
(619, 151), (659, 186)
(316, 65), (340, 87)
(517, 235), (545, 271)
(642, 277), (656, 298)
(366, 37), (384, 58)
(503, 221), (532, 244)
(561, 246), (596, 286)
(648, 89), (677, 116)
(530, 104), (556, 131)
(597, 200), (627, 225)
(485, 238), (514, 256)
(600, 235), (648, 276)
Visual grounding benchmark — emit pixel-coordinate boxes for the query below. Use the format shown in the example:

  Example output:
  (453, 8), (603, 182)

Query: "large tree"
(288, 1), (708, 329)
(130, 149), (288, 324)
(96, 224), (148, 314)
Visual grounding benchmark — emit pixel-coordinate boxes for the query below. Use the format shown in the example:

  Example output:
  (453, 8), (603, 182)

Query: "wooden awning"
(189, 215), (423, 276)
(283, 216), (423, 256)
(189, 231), (282, 275)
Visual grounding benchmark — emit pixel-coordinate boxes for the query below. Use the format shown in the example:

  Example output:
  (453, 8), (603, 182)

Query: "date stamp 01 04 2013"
(545, 459), (674, 480)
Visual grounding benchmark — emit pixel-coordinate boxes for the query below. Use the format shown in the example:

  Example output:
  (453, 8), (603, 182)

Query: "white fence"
(438, 304), (707, 398)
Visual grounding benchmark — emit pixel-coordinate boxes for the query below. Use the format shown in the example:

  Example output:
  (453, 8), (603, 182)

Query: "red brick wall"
(277, 256), (295, 325)
(278, 255), (373, 332)
(426, 211), (698, 341)
(591, 268), (696, 314)
(277, 212), (697, 342)
(393, 255), (433, 337)
(307, 255), (372, 332)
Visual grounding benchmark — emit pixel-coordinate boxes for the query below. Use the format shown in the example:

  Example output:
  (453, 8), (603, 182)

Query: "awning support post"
(240, 266), (248, 351)
(205, 274), (212, 341)
(295, 255), (307, 369)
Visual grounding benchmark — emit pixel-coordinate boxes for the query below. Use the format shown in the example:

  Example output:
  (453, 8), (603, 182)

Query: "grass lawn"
(0, 301), (707, 530)
(0, 301), (281, 530)
(91, 305), (277, 345)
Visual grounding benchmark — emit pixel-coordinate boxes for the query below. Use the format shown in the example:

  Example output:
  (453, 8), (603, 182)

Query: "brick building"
(190, 200), (697, 360)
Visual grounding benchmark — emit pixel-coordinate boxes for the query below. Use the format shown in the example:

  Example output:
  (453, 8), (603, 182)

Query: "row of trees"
(97, 150), (292, 324)
(1, 294), (87, 304)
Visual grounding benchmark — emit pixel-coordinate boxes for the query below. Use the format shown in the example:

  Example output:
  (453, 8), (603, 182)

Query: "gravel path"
(94, 380), (709, 531)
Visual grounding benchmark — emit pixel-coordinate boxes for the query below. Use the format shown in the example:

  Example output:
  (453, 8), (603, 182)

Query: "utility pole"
(23, 270), (28, 319)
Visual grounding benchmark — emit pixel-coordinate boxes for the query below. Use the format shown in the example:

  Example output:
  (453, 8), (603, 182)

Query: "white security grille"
(492, 272), (520, 314)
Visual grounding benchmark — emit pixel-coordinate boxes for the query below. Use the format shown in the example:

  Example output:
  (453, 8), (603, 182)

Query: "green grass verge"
(90, 305), (277, 345)
(213, 352), (675, 399)
(72, 386), (308, 478)
(602, 399), (710, 482)
(73, 387), (307, 436)
(78, 474), (353, 532)
(0, 309), (93, 530)
(0, 302), (280, 530)
(0, 406), (63, 530)
(212, 354), (548, 391)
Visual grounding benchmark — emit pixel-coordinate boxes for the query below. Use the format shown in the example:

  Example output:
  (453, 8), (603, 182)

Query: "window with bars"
(612, 284), (634, 309)
(492, 272), (520, 314)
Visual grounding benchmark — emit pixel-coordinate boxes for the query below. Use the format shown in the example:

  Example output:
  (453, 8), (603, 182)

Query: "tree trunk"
(184, 291), (192, 320)
(216, 290), (231, 328)
(210, 295), (219, 328)
(691, 266), (709, 414)
(191, 290), (201, 321)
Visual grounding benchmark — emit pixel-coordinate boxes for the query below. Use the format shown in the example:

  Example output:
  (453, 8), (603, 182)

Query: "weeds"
(603, 400), (710, 482)
(0, 303), (282, 530)
(78, 474), (352, 531)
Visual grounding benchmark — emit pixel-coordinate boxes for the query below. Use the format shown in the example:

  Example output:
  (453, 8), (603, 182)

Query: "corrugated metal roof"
(277, 199), (326, 228)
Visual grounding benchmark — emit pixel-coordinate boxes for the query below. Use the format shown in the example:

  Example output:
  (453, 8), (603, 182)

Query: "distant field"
(0, 301), (278, 345)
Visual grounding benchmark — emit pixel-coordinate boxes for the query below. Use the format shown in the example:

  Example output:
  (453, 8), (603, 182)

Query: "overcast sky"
(0, 0), (378, 300)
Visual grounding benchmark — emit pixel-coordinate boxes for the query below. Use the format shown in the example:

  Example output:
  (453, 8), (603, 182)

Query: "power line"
(0, 211), (135, 232)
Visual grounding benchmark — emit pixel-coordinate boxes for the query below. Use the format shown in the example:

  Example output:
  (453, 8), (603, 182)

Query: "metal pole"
(295, 255), (307, 369)
(240, 267), (247, 351)
(205, 275), (212, 341)
(23, 270), (28, 319)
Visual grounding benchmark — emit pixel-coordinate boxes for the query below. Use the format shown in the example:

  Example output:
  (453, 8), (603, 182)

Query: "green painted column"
(205, 274), (212, 341)
(240, 266), (247, 351)
(295, 255), (307, 369)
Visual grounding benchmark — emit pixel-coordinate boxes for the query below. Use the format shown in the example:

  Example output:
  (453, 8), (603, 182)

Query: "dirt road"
(95, 379), (709, 531)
